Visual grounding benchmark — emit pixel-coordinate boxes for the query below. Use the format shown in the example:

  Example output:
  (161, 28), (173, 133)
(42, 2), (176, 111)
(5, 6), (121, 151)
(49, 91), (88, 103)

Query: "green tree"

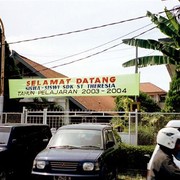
(1, 42), (65, 112)
(122, 9), (180, 68)
(115, 96), (133, 112)
(3, 42), (22, 112)
(115, 92), (161, 112)
(164, 73), (180, 112)
(136, 92), (161, 112)
(122, 8), (180, 112)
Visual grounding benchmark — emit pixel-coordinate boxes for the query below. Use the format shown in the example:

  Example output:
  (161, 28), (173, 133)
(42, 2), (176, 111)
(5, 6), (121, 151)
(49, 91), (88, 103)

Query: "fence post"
(43, 108), (47, 124)
(128, 111), (138, 145)
(21, 107), (25, 123)
(135, 109), (138, 146)
(23, 107), (28, 124)
(128, 112), (131, 144)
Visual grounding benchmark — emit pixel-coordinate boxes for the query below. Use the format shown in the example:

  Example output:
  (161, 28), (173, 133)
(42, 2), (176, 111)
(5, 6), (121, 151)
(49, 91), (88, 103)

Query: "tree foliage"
(115, 92), (161, 112)
(164, 73), (180, 112)
(137, 92), (161, 112)
(122, 7), (180, 112)
(122, 9), (180, 68)
(3, 42), (22, 112)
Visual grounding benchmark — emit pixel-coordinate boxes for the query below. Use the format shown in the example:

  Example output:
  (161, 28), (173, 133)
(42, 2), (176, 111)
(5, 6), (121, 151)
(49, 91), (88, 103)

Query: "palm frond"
(123, 39), (180, 61)
(122, 55), (179, 68)
(147, 11), (179, 39)
(165, 7), (180, 33)
(123, 39), (159, 50)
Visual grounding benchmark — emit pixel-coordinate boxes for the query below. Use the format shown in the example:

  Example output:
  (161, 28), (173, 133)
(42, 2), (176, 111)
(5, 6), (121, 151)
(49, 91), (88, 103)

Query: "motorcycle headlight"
(83, 162), (94, 171)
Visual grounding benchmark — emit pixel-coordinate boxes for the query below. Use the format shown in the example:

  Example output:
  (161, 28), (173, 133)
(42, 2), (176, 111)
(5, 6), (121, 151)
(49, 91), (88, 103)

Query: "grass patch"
(118, 174), (146, 180)
(118, 169), (146, 180)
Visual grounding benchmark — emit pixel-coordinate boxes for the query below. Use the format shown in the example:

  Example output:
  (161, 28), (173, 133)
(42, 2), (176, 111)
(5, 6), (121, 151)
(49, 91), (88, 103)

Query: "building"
(11, 50), (167, 111)
(140, 82), (167, 109)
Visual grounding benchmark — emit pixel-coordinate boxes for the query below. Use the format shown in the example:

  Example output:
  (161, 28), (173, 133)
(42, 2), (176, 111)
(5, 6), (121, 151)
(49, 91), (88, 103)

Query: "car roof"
(0, 123), (49, 128)
(166, 120), (180, 128)
(59, 123), (112, 131)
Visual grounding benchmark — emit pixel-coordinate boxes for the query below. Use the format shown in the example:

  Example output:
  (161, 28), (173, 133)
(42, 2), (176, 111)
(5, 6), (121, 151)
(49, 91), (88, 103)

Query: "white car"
(147, 120), (180, 179)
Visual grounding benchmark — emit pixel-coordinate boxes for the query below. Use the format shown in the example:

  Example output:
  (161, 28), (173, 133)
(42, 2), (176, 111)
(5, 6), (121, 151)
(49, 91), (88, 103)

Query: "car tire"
(101, 164), (115, 180)
(112, 167), (119, 180)
(0, 171), (7, 180)
(101, 166), (119, 180)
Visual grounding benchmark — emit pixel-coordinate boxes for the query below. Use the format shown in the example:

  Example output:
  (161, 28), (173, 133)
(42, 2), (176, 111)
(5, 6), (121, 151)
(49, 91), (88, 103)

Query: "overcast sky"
(1, 0), (180, 91)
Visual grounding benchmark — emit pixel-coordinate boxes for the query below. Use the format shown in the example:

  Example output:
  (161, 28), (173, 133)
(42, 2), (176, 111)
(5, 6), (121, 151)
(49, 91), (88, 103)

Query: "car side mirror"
(144, 154), (151, 163)
(43, 138), (49, 143)
(11, 138), (17, 144)
(106, 141), (115, 149)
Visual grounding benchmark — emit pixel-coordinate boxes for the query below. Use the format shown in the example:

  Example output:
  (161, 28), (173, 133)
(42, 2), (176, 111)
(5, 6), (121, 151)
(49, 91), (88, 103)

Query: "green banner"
(9, 74), (140, 98)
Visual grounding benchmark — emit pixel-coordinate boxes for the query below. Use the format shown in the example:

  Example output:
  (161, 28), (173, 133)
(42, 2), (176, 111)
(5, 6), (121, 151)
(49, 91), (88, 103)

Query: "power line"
(7, 7), (172, 46)
(50, 26), (157, 68)
(8, 7), (174, 77)
(8, 15), (147, 45)
(8, 7), (170, 46)
(16, 25), (157, 77)
(16, 22), (154, 78)
(41, 23), (153, 66)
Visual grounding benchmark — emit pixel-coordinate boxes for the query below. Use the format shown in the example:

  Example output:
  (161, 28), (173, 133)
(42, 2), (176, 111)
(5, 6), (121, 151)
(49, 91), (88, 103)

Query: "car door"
(100, 129), (118, 179)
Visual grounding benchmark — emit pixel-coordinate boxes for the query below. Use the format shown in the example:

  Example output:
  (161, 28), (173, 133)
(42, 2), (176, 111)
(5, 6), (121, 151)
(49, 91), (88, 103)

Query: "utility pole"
(135, 46), (138, 74)
(0, 18), (5, 115)
(135, 46), (138, 102)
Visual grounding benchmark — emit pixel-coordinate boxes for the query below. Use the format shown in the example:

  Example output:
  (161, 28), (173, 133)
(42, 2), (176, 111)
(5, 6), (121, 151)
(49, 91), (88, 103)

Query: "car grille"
(50, 161), (78, 171)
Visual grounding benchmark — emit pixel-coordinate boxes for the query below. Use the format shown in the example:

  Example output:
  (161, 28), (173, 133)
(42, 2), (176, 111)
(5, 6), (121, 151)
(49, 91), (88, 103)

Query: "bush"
(138, 126), (155, 145)
(113, 129), (122, 143)
(116, 143), (155, 170)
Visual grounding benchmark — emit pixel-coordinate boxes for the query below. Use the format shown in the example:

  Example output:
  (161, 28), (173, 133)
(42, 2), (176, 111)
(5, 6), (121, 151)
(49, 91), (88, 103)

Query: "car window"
(0, 127), (11, 145)
(48, 129), (102, 148)
(104, 129), (115, 143)
(10, 127), (29, 147)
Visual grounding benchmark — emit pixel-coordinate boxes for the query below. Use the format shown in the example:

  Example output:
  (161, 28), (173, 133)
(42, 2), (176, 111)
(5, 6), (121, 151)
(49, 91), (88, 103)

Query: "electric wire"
(7, 7), (170, 45)
(18, 26), (157, 77)
(6, 7), (177, 77)
(8, 15), (147, 45)
(41, 23), (154, 66)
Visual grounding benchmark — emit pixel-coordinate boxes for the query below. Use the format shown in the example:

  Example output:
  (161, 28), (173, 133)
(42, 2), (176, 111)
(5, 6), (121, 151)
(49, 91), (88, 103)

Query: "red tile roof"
(74, 96), (116, 111)
(140, 82), (167, 95)
(16, 54), (67, 78)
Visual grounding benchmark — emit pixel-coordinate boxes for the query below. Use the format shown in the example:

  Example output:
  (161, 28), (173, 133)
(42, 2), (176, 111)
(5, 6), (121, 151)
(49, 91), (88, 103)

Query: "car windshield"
(47, 129), (102, 149)
(0, 127), (11, 145)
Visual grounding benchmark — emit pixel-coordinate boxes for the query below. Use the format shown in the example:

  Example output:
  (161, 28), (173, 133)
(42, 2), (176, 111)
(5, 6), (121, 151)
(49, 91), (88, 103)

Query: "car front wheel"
(0, 171), (7, 180)
(112, 167), (119, 180)
(101, 164), (116, 180)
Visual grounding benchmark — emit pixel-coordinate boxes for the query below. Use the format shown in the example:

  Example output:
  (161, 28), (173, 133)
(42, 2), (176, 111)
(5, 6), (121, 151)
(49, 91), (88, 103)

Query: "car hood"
(36, 148), (103, 161)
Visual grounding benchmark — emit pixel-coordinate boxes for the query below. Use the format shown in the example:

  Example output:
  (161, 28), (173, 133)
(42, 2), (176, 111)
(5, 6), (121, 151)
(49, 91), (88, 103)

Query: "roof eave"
(11, 50), (46, 78)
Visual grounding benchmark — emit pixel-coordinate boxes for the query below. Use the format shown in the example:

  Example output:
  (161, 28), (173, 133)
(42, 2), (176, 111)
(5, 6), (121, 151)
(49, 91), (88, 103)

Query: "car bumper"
(32, 171), (100, 178)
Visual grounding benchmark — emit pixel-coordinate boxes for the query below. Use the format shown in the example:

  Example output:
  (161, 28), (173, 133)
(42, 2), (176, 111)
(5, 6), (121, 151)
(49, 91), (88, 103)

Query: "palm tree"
(122, 7), (180, 111)
(122, 8), (180, 78)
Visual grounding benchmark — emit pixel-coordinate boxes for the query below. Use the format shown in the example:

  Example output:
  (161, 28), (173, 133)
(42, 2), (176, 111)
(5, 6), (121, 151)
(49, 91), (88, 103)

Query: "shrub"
(138, 126), (155, 145)
(116, 143), (155, 170)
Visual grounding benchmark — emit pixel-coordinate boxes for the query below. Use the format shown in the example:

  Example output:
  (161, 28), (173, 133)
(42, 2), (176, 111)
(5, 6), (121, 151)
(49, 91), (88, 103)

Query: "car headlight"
(34, 160), (46, 169)
(83, 162), (94, 171)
